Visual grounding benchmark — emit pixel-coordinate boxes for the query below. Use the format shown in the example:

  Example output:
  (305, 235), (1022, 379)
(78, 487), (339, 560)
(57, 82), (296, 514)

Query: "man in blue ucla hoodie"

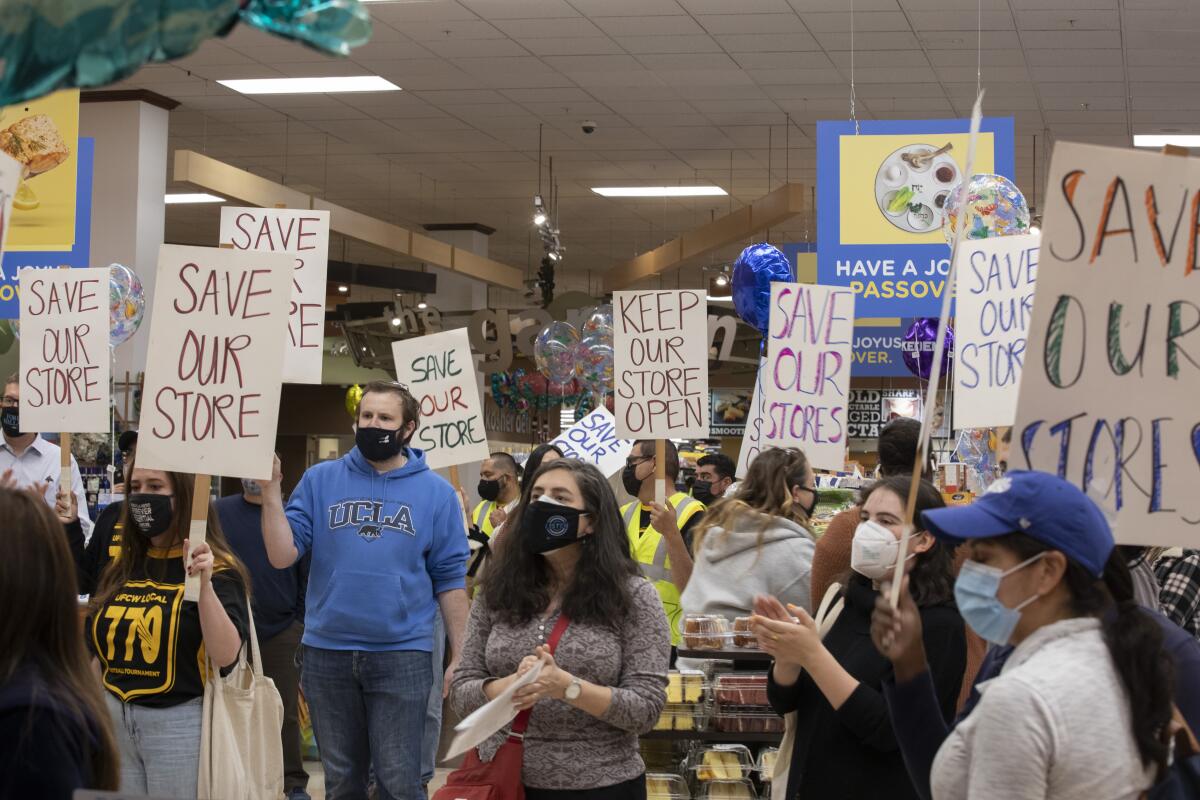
(260, 381), (470, 800)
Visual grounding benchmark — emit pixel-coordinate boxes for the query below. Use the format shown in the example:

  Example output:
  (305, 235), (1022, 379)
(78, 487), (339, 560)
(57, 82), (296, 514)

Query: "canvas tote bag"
(198, 611), (285, 800)
(772, 583), (845, 800)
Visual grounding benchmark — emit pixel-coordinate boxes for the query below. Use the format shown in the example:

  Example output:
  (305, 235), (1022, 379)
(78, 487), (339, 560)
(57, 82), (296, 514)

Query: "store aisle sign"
(847, 389), (944, 440)
(392, 328), (488, 470)
(1014, 143), (1200, 546)
(18, 267), (109, 432)
(613, 289), (709, 439)
(551, 406), (633, 478)
(0, 138), (94, 319)
(139, 245), (293, 480)
(762, 283), (854, 471)
(816, 117), (1015, 317)
(219, 208), (329, 384)
(954, 233), (1039, 428)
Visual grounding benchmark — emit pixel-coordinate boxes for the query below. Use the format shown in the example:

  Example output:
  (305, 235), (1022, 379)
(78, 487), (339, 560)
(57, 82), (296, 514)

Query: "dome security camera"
(581, 120), (597, 135)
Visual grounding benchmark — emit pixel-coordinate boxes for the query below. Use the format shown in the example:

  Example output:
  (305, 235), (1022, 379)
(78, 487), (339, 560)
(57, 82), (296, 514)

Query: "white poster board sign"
(735, 359), (766, 479)
(392, 328), (488, 470)
(1013, 142), (1200, 546)
(219, 208), (329, 384)
(0, 152), (18, 262)
(954, 234), (1040, 429)
(761, 283), (855, 472)
(18, 267), (110, 432)
(551, 406), (634, 477)
(613, 290), (709, 439)
(138, 245), (294, 480)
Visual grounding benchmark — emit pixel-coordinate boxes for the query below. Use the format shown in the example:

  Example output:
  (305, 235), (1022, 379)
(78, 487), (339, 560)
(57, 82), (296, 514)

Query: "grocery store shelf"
(677, 649), (774, 663)
(641, 730), (783, 743)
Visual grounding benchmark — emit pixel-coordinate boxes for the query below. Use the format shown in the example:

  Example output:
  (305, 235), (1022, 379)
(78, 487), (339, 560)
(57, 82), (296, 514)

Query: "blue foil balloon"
(732, 243), (795, 334)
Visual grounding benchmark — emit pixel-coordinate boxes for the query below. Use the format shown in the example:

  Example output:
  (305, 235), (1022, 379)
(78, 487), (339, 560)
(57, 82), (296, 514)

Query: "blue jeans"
(105, 693), (203, 798)
(422, 609), (446, 785)
(301, 646), (432, 800)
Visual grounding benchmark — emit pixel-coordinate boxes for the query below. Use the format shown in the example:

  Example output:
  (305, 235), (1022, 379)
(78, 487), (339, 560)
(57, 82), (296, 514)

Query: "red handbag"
(433, 614), (571, 800)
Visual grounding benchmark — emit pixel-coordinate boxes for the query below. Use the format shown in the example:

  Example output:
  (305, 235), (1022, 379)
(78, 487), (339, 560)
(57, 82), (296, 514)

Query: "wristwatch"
(564, 676), (583, 701)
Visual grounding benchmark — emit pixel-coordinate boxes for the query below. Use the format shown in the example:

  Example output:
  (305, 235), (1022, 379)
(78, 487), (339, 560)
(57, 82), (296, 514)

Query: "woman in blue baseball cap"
(874, 470), (1173, 800)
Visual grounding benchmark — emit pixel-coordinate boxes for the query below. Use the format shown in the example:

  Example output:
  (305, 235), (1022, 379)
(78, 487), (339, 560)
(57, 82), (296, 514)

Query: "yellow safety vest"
(622, 492), (705, 647)
(471, 500), (497, 539)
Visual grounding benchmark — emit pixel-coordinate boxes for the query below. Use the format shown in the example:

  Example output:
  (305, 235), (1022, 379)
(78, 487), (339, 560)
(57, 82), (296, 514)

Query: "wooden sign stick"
(184, 473), (211, 602)
(448, 463), (471, 534)
(655, 439), (667, 507)
(59, 432), (71, 503)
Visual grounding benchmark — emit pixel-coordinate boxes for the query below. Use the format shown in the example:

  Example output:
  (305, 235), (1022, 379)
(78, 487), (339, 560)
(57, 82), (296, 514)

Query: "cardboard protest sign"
(551, 406), (634, 477)
(219, 208), (329, 384)
(0, 152), (18, 263)
(613, 290), (709, 439)
(392, 328), (488, 470)
(735, 361), (766, 478)
(762, 283), (855, 472)
(18, 267), (109, 431)
(137, 245), (293, 481)
(1013, 142), (1200, 546)
(954, 234), (1039, 429)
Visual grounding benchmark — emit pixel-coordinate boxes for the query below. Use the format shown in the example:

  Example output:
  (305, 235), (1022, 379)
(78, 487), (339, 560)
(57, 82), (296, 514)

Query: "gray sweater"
(450, 576), (669, 791)
(931, 617), (1154, 800)
(680, 511), (817, 621)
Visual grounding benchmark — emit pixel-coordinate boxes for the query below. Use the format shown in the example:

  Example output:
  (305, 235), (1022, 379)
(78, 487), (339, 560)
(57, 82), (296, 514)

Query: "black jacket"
(767, 574), (965, 800)
(71, 501), (122, 596)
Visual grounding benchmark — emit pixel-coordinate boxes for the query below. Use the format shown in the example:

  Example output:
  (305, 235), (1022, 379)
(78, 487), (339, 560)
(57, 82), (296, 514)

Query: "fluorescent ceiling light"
(1134, 134), (1200, 148)
(706, 295), (734, 303)
(218, 76), (401, 95)
(164, 192), (225, 204)
(592, 186), (727, 198)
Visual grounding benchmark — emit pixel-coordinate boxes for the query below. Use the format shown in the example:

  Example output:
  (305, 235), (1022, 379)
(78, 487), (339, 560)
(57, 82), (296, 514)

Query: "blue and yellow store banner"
(816, 117), (1015, 317)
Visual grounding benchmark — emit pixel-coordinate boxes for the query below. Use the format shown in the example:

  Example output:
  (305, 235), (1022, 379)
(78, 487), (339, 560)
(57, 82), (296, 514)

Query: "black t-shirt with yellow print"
(89, 545), (249, 708)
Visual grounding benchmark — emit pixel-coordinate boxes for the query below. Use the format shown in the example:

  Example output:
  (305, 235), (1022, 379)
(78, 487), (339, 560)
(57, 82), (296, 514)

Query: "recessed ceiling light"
(337, 285), (349, 293)
(417, 300), (428, 310)
(592, 186), (727, 198)
(218, 76), (401, 95)
(164, 192), (225, 204)
(1134, 134), (1200, 148)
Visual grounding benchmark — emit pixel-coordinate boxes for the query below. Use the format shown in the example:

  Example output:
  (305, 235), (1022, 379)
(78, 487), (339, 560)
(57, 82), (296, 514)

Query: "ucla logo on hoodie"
(327, 499), (417, 541)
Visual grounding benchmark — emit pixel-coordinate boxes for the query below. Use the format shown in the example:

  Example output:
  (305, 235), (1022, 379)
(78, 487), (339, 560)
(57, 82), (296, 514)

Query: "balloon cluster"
(491, 368), (585, 412)
(953, 428), (997, 491)
(11, 263), (145, 347)
(943, 173), (1030, 243)
(527, 303), (616, 403)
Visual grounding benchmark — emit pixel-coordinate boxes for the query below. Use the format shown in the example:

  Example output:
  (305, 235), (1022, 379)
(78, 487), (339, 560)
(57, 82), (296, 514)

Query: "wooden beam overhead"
(603, 182), (807, 292)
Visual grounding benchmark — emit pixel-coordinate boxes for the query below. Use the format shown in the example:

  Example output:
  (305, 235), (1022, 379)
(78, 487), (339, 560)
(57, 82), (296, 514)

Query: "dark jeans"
(300, 645), (432, 800)
(260, 621), (308, 792)
(525, 774), (647, 800)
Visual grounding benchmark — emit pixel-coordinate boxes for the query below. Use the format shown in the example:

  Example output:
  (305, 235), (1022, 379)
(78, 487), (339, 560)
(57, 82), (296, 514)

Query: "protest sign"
(613, 290), (709, 440)
(18, 266), (109, 431)
(762, 283), (855, 471)
(735, 360), (766, 478)
(137, 245), (293, 481)
(1013, 142), (1200, 546)
(392, 328), (488, 470)
(954, 234), (1039, 429)
(219, 208), (329, 384)
(551, 406), (634, 477)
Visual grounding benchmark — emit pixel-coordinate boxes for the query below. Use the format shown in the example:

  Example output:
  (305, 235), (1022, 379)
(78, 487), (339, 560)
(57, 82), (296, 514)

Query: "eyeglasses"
(0, 397), (17, 408)
(625, 456), (652, 468)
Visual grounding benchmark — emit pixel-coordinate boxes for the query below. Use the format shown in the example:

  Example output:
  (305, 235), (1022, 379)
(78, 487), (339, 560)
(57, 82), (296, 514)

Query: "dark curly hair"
(859, 475), (955, 607)
(484, 459), (639, 627)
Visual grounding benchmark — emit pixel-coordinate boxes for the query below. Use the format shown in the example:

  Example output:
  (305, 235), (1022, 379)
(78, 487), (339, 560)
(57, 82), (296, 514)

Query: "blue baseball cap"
(920, 470), (1114, 578)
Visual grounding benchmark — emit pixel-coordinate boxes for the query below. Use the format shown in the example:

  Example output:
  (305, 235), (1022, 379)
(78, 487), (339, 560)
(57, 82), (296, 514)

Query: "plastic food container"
(713, 673), (769, 707)
(682, 614), (731, 650)
(647, 773), (690, 800)
(688, 744), (754, 781)
(756, 747), (779, 780)
(654, 703), (707, 732)
(667, 669), (708, 704)
(697, 780), (758, 800)
(732, 617), (757, 649)
(709, 708), (785, 734)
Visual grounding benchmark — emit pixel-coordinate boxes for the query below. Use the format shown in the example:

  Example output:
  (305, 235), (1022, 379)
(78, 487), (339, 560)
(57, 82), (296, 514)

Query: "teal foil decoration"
(0, 0), (372, 106)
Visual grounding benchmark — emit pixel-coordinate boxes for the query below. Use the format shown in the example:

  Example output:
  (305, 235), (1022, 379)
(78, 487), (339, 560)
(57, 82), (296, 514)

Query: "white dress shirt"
(0, 434), (93, 539)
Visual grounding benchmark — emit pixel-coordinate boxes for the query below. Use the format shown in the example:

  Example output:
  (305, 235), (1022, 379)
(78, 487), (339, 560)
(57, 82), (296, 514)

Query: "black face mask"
(1, 407), (20, 437)
(128, 494), (174, 538)
(522, 497), (587, 555)
(692, 479), (716, 505)
(621, 464), (644, 497)
(477, 478), (502, 503)
(796, 487), (819, 519)
(356, 426), (406, 462)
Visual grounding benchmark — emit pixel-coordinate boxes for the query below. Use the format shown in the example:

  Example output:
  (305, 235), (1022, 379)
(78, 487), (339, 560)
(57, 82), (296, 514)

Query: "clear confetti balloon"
(943, 173), (1030, 244)
(534, 321), (580, 384)
(574, 326), (614, 392)
(109, 263), (145, 347)
(581, 303), (613, 336)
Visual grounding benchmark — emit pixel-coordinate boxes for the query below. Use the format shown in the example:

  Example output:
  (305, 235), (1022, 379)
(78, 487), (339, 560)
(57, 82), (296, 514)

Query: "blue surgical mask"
(954, 553), (1045, 645)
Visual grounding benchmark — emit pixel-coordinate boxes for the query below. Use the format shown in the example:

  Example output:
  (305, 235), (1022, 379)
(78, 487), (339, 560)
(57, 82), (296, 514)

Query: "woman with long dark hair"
(451, 459), (669, 799)
(0, 487), (120, 798)
(89, 455), (250, 798)
(750, 475), (965, 800)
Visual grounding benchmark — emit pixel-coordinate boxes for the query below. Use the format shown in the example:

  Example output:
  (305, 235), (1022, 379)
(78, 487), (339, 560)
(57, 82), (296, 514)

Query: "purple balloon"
(902, 318), (954, 380)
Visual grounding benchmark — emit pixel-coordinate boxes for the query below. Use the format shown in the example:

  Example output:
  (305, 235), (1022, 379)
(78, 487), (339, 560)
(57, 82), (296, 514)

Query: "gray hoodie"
(680, 511), (817, 623)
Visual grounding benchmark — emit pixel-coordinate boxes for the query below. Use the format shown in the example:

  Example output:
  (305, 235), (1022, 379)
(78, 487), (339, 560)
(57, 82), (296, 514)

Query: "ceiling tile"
(520, 37), (625, 55)
(801, 11), (911, 31)
(678, 0), (793, 11)
(616, 35), (723, 54)
(592, 15), (705, 36)
(715, 32), (822, 51)
(459, 0), (580, 19)
(1017, 10), (1120, 30)
(567, 0), (686, 15)
(1019, 29), (1122, 47)
(696, 13), (807, 34)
